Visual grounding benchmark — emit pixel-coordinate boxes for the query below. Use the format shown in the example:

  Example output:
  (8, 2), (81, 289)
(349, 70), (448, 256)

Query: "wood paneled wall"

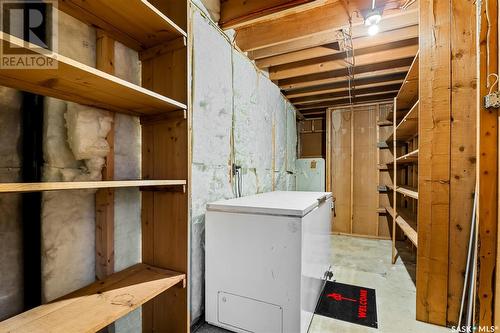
(327, 103), (391, 239)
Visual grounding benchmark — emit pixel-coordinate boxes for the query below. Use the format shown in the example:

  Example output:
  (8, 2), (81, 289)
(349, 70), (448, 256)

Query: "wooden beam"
(234, 0), (409, 51)
(220, 0), (324, 29)
(417, 0), (450, 325)
(285, 73), (406, 98)
(291, 83), (402, 104)
(270, 40), (418, 80)
(95, 29), (115, 281)
(295, 92), (398, 110)
(248, 8), (418, 59)
(279, 57), (414, 90)
(478, 0), (498, 327)
(256, 25), (419, 68)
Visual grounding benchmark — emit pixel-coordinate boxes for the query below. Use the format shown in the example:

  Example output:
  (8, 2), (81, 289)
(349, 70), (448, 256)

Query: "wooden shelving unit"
(389, 52), (419, 263)
(0, 264), (186, 333)
(0, 0), (190, 331)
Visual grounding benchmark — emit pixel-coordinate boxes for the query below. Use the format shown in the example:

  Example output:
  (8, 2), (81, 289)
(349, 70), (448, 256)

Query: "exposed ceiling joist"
(279, 57), (414, 90)
(296, 90), (399, 110)
(291, 83), (402, 104)
(269, 39), (418, 80)
(220, 0), (328, 30)
(298, 93), (398, 111)
(285, 72), (407, 98)
(234, 0), (412, 51)
(255, 25), (418, 68)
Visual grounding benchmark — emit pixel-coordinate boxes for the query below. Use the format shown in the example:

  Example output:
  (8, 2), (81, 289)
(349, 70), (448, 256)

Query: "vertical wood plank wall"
(328, 103), (392, 239)
(418, 0), (476, 326)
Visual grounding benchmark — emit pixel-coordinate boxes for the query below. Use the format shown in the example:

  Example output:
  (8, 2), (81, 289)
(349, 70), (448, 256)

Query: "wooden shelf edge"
(0, 32), (187, 116)
(395, 51), (419, 110)
(0, 263), (186, 333)
(396, 100), (419, 129)
(0, 180), (187, 193)
(395, 209), (418, 246)
(385, 205), (395, 218)
(396, 149), (419, 164)
(396, 186), (419, 199)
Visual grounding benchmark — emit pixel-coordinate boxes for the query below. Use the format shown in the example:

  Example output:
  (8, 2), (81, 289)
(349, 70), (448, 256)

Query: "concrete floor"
(196, 235), (451, 333)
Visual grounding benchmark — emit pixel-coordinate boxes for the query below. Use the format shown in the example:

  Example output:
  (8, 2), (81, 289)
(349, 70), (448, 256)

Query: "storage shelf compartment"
(395, 100), (419, 141)
(0, 180), (186, 193)
(0, 32), (186, 116)
(0, 264), (186, 333)
(395, 208), (418, 246)
(395, 52), (419, 111)
(59, 0), (187, 50)
(396, 149), (419, 164)
(396, 186), (418, 199)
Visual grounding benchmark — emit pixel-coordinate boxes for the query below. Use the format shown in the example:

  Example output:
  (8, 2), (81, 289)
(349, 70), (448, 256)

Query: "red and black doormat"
(316, 281), (378, 328)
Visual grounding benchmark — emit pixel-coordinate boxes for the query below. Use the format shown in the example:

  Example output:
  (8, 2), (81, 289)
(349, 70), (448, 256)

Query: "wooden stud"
(478, 0), (498, 327)
(95, 30), (115, 281)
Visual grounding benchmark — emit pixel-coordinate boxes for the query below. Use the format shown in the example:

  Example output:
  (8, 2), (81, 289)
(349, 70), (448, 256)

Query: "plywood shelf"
(396, 186), (419, 199)
(0, 32), (186, 116)
(395, 208), (418, 246)
(0, 180), (186, 193)
(395, 52), (419, 111)
(59, 0), (187, 50)
(396, 149), (419, 164)
(0, 264), (185, 333)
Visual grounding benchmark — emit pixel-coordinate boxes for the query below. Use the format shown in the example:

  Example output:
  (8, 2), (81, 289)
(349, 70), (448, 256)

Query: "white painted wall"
(190, 6), (298, 324)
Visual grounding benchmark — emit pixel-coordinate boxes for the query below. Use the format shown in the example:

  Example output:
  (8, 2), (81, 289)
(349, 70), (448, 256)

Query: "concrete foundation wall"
(190, 7), (298, 324)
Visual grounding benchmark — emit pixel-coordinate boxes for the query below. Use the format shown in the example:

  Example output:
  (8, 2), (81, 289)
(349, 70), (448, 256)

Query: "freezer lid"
(206, 191), (332, 217)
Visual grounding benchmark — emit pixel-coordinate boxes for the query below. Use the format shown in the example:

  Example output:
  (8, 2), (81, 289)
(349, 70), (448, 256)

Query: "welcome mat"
(316, 281), (378, 329)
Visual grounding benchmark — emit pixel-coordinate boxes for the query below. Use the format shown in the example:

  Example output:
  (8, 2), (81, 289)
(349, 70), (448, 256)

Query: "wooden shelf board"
(396, 186), (419, 199)
(385, 205), (395, 218)
(377, 120), (393, 127)
(396, 52), (419, 111)
(0, 180), (186, 193)
(0, 33), (186, 116)
(0, 263), (185, 333)
(395, 208), (418, 246)
(396, 149), (419, 164)
(395, 100), (419, 141)
(377, 207), (387, 214)
(59, 0), (187, 51)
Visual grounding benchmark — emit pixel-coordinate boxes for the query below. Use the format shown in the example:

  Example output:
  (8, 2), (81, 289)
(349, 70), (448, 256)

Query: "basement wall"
(190, 4), (298, 324)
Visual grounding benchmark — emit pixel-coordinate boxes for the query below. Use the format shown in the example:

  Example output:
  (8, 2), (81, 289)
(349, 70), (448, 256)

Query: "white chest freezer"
(205, 191), (333, 333)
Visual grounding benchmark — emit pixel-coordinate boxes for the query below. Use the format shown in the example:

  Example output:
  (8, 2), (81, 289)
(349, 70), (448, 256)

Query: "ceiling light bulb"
(368, 24), (379, 36)
(364, 7), (382, 26)
(365, 13), (381, 26)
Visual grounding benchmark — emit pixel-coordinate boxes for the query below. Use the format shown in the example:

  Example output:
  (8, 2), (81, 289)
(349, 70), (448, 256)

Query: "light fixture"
(364, 8), (382, 26)
(365, 0), (381, 36)
(368, 24), (379, 36)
